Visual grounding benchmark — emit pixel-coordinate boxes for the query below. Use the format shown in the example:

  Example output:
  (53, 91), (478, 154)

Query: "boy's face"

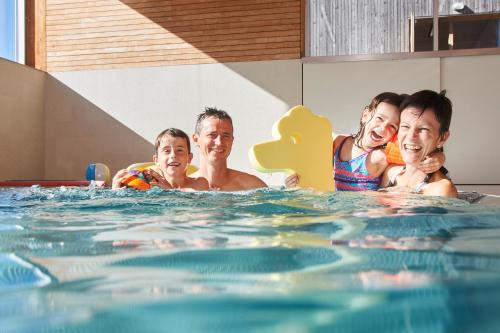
(192, 117), (234, 163)
(154, 135), (193, 178)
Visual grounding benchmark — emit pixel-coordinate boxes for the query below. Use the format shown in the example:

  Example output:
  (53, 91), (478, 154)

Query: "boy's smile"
(154, 135), (193, 178)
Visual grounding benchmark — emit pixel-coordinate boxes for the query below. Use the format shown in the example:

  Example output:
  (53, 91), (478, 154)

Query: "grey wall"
(304, 54), (500, 184)
(3, 54), (500, 184)
(44, 76), (154, 180)
(50, 60), (303, 184)
(0, 58), (45, 180)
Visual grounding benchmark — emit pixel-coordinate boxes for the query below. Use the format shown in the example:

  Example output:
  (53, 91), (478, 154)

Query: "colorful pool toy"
(121, 162), (198, 190)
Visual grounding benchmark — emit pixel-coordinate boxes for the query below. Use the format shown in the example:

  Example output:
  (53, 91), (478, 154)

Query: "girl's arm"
(380, 164), (398, 188)
(385, 140), (446, 173)
(419, 151), (445, 174)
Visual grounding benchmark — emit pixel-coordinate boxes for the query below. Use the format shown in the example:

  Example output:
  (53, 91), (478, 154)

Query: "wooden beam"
(301, 0), (306, 57)
(433, 0), (439, 51)
(25, 0), (46, 71)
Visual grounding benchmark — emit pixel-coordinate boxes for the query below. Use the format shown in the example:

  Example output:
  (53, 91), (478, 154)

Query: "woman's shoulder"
(425, 173), (457, 198)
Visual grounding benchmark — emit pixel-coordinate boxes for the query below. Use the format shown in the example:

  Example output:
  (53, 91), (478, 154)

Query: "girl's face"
(361, 102), (400, 149)
(398, 107), (449, 165)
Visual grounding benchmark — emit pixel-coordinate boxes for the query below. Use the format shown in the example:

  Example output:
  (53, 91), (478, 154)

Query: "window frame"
(302, 0), (500, 63)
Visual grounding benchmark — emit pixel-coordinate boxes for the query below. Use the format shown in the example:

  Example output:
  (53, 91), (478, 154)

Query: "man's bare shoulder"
(228, 169), (267, 190)
(186, 176), (209, 191)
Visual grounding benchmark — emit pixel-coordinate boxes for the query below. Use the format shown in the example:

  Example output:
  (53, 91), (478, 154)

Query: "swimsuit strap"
(335, 136), (370, 162)
(388, 166), (434, 193)
(335, 136), (349, 160)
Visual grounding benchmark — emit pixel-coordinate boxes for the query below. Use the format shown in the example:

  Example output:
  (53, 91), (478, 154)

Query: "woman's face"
(398, 107), (448, 165)
(361, 102), (400, 149)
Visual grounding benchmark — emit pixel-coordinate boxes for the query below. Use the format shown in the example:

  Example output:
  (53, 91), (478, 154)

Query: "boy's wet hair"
(400, 90), (452, 138)
(155, 128), (191, 154)
(195, 107), (233, 135)
(354, 92), (404, 149)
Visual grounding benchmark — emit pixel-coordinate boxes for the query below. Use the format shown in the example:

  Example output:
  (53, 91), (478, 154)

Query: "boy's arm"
(112, 169), (129, 189)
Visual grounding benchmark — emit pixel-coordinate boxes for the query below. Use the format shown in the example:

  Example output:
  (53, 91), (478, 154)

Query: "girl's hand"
(419, 151), (445, 174)
(111, 169), (129, 189)
(285, 173), (300, 188)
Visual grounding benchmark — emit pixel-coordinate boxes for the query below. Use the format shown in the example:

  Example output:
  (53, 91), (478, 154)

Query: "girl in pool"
(286, 92), (444, 191)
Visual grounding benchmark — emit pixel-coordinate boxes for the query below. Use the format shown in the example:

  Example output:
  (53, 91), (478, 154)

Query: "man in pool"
(191, 107), (267, 191)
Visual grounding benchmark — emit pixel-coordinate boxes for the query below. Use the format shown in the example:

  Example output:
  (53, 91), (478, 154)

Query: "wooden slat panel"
(45, 0), (302, 71)
(47, 35), (300, 58)
(47, 30), (299, 50)
(47, 50), (299, 71)
(26, 0), (47, 70)
(46, 0), (297, 21)
(46, 8), (301, 37)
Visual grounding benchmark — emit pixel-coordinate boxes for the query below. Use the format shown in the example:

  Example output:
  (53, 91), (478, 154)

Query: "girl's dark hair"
(155, 128), (191, 154)
(400, 90), (452, 138)
(353, 92), (404, 149)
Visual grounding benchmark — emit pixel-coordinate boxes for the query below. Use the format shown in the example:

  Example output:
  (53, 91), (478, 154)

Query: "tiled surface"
(457, 185), (500, 196)
(457, 185), (500, 205)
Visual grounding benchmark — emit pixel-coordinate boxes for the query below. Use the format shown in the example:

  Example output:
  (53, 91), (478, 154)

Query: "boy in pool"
(286, 92), (444, 190)
(112, 128), (209, 191)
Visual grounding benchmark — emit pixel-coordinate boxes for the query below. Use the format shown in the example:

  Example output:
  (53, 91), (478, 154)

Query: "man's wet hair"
(154, 128), (191, 154)
(195, 107), (233, 135)
(400, 90), (452, 138)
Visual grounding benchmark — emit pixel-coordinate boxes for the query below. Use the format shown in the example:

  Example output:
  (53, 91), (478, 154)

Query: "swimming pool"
(1, 186), (500, 332)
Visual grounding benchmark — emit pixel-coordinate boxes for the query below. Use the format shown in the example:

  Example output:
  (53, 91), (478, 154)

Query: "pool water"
(1, 186), (500, 332)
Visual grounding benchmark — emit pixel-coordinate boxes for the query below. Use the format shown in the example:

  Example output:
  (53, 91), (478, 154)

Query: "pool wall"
(2, 54), (500, 185)
(0, 59), (45, 180)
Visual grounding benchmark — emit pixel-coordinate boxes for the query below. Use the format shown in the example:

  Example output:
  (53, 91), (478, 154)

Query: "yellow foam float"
(249, 105), (335, 192)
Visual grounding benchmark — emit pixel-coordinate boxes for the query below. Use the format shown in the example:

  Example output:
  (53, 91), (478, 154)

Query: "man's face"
(193, 117), (234, 163)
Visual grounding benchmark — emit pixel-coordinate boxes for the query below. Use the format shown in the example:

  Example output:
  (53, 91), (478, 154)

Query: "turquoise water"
(1, 186), (500, 332)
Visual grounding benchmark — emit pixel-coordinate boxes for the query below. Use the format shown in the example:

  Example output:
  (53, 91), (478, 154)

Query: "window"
(413, 13), (500, 51)
(0, 0), (24, 63)
(306, 0), (500, 57)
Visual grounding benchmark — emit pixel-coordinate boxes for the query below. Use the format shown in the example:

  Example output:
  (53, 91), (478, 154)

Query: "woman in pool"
(286, 92), (444, 191)
(381, 90), (457, 198)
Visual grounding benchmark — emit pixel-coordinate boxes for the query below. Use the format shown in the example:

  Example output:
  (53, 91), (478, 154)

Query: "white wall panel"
(49, 60), (302, 184)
